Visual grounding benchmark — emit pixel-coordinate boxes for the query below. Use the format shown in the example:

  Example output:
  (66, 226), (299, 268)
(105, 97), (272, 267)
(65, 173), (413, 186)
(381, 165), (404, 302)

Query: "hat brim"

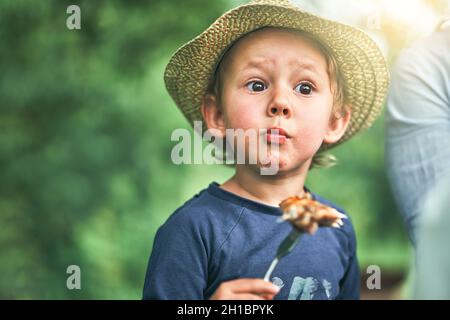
(164, 3), (390, 150)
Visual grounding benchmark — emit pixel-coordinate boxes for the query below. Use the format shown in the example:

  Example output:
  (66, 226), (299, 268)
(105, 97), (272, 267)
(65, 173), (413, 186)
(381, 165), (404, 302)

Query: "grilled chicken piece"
(279, 195), (347, 234)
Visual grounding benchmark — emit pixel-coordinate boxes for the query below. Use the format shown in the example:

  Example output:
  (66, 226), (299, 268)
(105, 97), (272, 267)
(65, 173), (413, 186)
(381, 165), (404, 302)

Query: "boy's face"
(202, 28), (350, 172)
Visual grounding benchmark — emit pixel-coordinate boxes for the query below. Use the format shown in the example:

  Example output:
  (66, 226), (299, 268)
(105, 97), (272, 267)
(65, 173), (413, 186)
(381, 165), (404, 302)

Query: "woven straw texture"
(164, 0), (390, 150)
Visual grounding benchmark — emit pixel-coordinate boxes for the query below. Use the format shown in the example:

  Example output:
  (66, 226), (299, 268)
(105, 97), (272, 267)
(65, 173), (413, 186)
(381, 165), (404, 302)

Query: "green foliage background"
(0, 0), (410, 299)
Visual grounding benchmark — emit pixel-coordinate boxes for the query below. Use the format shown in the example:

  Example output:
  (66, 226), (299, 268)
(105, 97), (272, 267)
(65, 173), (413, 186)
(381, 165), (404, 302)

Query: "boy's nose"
(268, 103), (292, 118)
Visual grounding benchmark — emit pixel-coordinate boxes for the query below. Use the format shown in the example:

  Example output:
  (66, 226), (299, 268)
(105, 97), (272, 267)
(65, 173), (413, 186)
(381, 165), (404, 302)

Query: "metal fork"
(263, 228), (303, 282)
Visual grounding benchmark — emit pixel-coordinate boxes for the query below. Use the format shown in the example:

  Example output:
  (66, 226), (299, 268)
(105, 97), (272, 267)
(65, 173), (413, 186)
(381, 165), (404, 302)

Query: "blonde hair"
(206, 27), (349, 170)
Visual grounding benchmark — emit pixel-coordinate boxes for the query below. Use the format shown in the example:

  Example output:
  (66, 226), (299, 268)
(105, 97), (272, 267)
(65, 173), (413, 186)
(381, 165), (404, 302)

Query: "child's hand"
(210, 279), (280, 300)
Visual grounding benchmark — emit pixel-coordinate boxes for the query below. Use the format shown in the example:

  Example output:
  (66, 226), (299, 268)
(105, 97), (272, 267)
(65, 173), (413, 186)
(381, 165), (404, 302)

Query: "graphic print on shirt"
(272, 276), (333, 300)
(322, 279), (332, 299)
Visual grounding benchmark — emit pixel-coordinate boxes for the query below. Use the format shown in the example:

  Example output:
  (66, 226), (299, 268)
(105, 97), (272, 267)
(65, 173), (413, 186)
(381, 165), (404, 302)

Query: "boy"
(143, 0), (389, 300)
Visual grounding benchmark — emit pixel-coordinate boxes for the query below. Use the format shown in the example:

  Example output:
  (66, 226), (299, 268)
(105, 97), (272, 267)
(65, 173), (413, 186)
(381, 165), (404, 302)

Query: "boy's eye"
(246, 81), (267, 92)
(295, 82), (313, 95)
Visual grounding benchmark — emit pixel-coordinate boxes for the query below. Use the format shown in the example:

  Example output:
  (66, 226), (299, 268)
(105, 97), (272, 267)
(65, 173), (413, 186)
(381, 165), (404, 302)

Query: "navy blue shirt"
(143, 182), (360, 300)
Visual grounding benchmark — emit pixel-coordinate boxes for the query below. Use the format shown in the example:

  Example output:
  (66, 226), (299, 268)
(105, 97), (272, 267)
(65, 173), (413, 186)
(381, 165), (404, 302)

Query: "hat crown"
(248, 0), (298, 9)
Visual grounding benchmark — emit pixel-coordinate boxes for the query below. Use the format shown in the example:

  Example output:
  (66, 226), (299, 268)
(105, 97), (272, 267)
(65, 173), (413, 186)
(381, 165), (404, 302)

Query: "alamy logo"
(171, 121), (281, 175)
(366, 9), (382, 30)
(66, 5), (81, 30)
(366, 265), (381, 290)
(66, 265), (81, 290)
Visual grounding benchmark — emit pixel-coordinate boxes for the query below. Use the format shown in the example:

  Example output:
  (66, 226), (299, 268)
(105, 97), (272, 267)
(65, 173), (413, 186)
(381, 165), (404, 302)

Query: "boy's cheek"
(297, 110), (331, 133)
(293, 126), (327, 152)
(224, 106), (261, 129)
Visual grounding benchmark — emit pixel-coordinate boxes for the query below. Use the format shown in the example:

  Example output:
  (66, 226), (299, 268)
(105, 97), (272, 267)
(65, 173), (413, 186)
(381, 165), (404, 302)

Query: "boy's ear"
(201, 94), (226, 137)
(323, 107), (351, 144)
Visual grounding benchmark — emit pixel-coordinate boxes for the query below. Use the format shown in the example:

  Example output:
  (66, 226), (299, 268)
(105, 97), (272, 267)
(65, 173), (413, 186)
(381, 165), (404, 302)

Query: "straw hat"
(164, 0), (389, 150)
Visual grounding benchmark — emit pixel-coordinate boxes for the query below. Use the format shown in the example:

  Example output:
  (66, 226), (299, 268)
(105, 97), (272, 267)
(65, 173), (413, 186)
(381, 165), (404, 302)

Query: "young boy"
(143, 0), (389, 300)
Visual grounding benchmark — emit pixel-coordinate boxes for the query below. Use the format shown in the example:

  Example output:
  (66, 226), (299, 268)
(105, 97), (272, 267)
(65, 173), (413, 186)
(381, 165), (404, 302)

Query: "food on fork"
(279, 194), (347, 235)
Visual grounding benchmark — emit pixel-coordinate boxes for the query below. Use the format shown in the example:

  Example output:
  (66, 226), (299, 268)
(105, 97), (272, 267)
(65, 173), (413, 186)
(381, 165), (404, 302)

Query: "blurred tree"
(0, 0), (228, 299)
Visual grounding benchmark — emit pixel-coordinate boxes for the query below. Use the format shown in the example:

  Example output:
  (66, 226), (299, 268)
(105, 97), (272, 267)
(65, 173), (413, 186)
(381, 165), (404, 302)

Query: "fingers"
(230, 279), (280, 295)
(260, 293), (277, 300)
(210, 279), (280, 300)
(229, 294), (266, 300)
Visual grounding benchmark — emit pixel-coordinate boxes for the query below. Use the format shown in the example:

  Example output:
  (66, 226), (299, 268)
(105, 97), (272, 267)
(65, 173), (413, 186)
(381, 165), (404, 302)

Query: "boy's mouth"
(265, 127), (290, 145)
